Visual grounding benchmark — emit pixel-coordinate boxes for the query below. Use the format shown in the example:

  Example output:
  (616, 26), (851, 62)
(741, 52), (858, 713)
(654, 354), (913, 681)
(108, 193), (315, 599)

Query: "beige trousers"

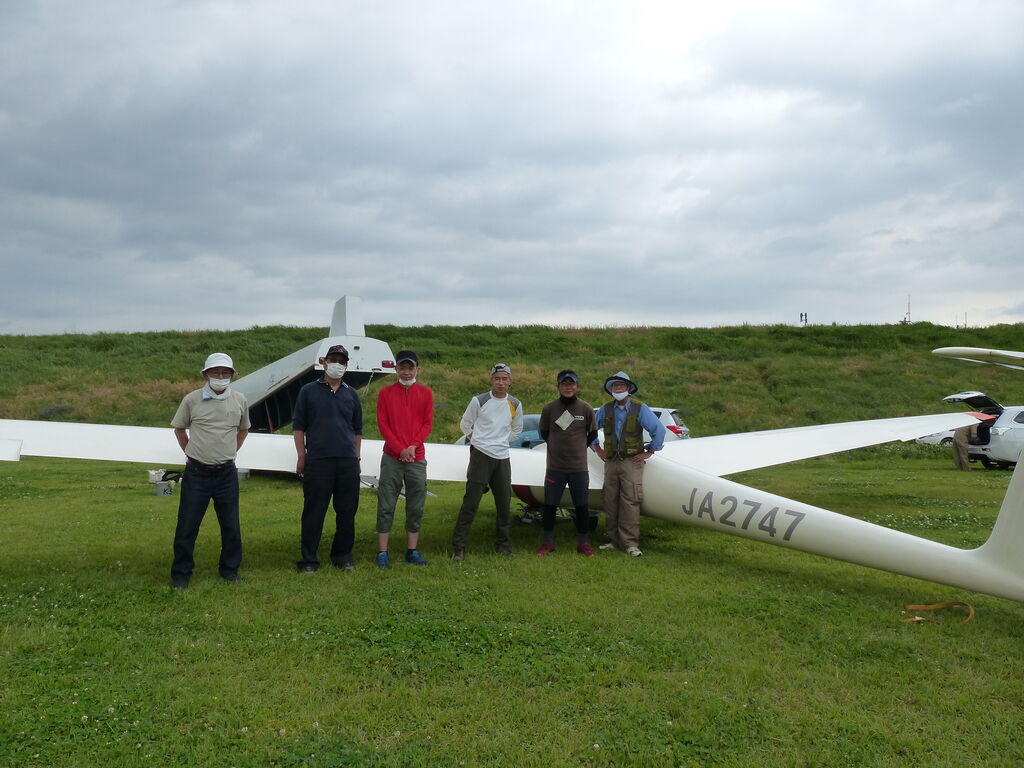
(952, 424), (975, 471)
(602, 458), (645, 549)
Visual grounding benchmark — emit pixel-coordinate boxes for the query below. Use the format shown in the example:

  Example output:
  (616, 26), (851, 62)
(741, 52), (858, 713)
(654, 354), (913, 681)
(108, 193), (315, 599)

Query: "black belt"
(186, 457), (236, 474)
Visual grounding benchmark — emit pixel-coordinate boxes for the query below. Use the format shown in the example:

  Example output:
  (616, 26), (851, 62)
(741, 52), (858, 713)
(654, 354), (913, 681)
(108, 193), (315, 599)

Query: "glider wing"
(655, 412), (981, 477)
(933, 346), (1024, 371)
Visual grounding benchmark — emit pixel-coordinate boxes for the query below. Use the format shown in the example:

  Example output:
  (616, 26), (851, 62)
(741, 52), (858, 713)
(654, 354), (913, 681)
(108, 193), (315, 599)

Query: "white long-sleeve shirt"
(460, 391), (523, 460)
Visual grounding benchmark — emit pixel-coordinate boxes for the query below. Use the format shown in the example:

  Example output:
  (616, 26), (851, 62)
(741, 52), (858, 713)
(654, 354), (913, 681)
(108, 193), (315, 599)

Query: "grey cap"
(603, 370), (638, 395)
(490, 363), (512, 376)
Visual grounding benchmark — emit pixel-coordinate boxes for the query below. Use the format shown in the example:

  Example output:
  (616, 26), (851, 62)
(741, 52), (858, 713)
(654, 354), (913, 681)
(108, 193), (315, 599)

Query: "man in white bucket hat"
(169, 352), (250, 588)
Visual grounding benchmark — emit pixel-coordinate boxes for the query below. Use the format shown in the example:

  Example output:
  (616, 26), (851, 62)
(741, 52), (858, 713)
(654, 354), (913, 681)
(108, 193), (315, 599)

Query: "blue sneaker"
(404, 550), (428, 566)
(375, 552), (390, 570)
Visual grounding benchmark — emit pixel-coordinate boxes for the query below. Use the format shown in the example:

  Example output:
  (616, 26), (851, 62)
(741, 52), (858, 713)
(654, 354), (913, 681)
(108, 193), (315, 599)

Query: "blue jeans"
(171, 463), (241, 582)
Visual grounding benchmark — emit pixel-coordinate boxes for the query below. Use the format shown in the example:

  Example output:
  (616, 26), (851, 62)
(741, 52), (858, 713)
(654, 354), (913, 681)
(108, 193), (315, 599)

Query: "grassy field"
(1, 453), (1021, 767)
(2, 323), (1024, 766)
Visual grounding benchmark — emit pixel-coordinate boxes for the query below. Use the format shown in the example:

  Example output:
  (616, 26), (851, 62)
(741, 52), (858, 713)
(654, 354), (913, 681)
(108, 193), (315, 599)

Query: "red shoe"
(576, 542), (596, 557)
(536, 542), (556, 556)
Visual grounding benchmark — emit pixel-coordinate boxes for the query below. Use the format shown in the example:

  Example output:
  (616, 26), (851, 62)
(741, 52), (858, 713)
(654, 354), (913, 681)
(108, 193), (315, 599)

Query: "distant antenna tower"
(902, 295), (911, 324)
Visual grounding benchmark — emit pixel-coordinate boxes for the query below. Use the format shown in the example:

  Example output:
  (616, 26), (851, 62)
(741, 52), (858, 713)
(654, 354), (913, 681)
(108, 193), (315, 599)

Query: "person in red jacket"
(374, 350), (434, 568)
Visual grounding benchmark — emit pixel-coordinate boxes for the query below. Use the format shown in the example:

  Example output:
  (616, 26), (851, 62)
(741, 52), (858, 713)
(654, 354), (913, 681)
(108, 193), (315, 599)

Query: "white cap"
(202, 352), (235, 373)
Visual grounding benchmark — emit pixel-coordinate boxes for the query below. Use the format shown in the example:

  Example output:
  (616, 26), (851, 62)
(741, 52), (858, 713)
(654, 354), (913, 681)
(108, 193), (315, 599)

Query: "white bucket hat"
(201, 352), (235, 373)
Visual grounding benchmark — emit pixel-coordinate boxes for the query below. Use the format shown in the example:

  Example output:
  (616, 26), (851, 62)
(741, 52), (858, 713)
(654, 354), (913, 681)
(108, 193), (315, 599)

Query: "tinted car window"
(514, 413), (544, 448)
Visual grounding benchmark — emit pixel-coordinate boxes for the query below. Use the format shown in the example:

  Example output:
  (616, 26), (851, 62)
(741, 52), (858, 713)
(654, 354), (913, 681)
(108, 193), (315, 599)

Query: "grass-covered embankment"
(2, 321), (1023, 439)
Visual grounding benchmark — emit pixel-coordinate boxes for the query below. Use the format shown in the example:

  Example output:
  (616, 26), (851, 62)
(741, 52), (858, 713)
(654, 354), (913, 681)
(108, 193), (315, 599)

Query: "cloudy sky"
(2, 1), (1022, 334)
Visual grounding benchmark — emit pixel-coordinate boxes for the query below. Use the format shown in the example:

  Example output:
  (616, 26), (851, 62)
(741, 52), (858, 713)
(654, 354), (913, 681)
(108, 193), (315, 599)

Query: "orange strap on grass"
(903, 601), (975, 623)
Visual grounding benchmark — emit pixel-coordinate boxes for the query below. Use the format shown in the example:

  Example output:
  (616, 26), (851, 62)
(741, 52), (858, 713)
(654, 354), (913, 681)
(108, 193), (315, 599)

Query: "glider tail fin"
(976, 458), (1024, 573)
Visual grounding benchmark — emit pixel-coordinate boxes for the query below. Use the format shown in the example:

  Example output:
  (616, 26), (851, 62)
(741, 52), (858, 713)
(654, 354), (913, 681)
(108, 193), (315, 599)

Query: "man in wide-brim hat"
(591, 371), (666, 557)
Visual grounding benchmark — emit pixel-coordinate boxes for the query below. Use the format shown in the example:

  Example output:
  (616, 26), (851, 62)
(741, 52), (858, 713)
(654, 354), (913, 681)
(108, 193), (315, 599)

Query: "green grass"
(2, 452), (1023, 767)
(3, 323), (1024, 765)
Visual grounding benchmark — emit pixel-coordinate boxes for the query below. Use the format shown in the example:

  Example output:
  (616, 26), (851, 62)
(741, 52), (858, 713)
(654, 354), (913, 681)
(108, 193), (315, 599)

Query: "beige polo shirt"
(171, 388), (250, 465)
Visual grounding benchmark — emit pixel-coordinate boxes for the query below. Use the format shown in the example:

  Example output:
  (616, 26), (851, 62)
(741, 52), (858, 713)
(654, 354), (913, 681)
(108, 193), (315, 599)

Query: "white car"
(592, 405), (691, 443)
(940, 391), (1024, 469)
(916, 429), (956, 447)
(457, 406), (691, 449)
(647, 407), (691, 440)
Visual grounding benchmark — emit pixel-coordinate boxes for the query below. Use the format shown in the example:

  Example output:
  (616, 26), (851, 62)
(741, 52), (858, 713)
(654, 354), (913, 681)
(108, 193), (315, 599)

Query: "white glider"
(7, 408), (1024, 602)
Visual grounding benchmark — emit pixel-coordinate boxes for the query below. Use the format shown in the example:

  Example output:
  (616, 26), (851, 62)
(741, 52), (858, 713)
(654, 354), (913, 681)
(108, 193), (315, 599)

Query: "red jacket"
(376, 381), (434, 462)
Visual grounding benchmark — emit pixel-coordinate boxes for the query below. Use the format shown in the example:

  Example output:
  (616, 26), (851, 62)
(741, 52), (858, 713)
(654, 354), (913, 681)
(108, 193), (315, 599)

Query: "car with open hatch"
(940, 391), (1024, 469)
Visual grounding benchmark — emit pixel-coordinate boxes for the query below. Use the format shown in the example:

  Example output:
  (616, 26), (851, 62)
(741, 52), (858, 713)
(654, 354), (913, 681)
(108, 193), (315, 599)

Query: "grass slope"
(3, 321), (1024, 438)
(2, 323), (1024, 766)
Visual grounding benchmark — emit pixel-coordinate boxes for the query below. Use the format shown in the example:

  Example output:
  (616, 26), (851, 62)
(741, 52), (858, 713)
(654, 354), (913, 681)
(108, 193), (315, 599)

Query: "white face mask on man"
(207, 377), (231, 392)
(325, 362), (347, 379)
(612, 390), (630, 402)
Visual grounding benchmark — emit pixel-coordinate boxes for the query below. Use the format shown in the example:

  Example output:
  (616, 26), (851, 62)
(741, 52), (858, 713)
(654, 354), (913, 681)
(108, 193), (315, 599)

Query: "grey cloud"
(2, 1), (1023, 333)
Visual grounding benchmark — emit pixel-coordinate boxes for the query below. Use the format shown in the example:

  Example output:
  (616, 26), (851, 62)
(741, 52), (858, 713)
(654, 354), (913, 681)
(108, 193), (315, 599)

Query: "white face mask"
(325, 362), (347, 379)
(207, 377), (231, 392)
(612, 390), (630, 402)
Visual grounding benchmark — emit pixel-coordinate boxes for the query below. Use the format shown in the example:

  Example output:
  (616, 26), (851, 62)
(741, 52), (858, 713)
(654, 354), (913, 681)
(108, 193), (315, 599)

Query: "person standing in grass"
(374, 350), (433, 569)
(536, 370), (599, 557)
(293, 344), (363, 573)
(451, 363), (523, 561)
(170, 352), (250, 589)
(952, 423), (976, 471)
(592, 371), (666, 557)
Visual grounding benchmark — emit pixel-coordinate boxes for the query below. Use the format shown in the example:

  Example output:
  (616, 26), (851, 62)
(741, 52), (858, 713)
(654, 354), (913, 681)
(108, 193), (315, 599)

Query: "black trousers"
(542, 469), (591, 534)
(299, 456), (360, 569)
(171, 462), (241, 582)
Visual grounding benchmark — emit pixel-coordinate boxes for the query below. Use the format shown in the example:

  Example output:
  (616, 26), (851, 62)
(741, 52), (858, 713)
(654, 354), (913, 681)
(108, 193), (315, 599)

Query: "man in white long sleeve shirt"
(451, 363), (524, 561)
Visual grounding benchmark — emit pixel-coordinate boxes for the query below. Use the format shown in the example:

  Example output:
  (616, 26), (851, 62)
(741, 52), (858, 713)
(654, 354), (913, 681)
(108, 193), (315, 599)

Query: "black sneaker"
(221, 573), (242, 583)
(297, 564), (318, 574)
(452, 548), (465, 563)
(171, 579), (189, 590)
(494, 543), (514, 557)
